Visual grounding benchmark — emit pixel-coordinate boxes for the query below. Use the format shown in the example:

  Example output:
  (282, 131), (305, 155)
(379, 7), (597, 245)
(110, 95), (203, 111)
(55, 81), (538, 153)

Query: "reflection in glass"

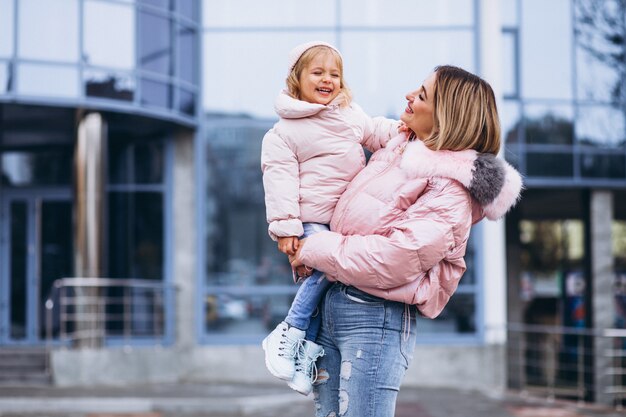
(139, 0), (169, 9)
(178, 0), (196, 20)
(39, 201), (73, 339)
(177, 24), (197, 84)
(17, 64), (79, 98)
(108, 137), (164, 185)
(108, 192), (163, 280)
(10, 202), (28, 340)
(526, 152), (573, 177)
(84, 0), (135, 69)
(1, 150), (73, 187)
(502, 101), (522, 168)
(576, 105), (625, 148)
(0, 0), (14, 57)
(85, 70), (135, 101)
(141, 78), (171, 108)
(523, 105), (574, 145)
(416, 294), (476, 334)
(139, 11), (172, 75)
(0, 62), (7, 94)
(178, 88), (196, 116)
(580, 153), (626, 179)
(205, 292), (295, 335)
(18, 0), (79, 61)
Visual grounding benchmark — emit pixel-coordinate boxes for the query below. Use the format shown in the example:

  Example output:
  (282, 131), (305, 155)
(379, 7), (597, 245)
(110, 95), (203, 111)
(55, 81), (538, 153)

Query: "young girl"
(261, 41), (399, 395)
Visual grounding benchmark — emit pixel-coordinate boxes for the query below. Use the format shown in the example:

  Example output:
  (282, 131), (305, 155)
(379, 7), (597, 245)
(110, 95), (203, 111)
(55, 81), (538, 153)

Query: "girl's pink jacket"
(299, 134), (523, 318)
(261, 91), (399, 241)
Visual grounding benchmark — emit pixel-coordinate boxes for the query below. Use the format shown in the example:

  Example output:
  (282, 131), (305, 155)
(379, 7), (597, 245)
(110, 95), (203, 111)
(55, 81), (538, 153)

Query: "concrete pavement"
(0, 382), (622, 417)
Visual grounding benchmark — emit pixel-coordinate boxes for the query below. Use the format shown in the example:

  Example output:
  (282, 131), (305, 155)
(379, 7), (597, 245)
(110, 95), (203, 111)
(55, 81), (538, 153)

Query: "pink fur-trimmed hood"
(399, 138), (523, 220)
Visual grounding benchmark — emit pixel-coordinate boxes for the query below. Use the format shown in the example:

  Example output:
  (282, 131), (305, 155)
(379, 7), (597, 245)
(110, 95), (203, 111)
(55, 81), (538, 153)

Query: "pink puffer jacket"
(261, 91), (399, 240)
(299, 133), (523, 318)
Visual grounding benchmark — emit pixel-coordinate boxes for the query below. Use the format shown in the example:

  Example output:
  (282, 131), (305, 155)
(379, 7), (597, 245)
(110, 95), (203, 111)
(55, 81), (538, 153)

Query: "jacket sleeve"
(261, 130), (303, 241)
(352, 103), (400, 152)
(298, 181), (472, 290)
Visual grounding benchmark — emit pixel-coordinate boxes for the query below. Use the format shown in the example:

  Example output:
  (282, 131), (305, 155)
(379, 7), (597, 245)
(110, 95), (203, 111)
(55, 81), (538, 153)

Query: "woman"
(290, 65), (523, 417)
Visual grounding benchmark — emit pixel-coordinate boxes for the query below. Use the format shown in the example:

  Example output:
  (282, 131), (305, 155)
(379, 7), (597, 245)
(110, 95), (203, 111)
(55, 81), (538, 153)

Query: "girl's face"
(401, 72), (436, 140)
(299, 52), (342, 105)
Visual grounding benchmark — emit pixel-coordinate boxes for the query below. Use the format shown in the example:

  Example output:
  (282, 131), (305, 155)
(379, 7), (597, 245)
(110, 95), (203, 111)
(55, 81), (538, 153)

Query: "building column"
(74, 112), (107, 348)
(173, 130), (196, 348)
(590, 190), (614, 405)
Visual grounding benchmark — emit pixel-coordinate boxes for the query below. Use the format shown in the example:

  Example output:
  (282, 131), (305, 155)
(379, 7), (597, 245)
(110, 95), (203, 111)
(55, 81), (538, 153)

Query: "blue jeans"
(312, 283), (417, 417)
(284, 223), (331, 340)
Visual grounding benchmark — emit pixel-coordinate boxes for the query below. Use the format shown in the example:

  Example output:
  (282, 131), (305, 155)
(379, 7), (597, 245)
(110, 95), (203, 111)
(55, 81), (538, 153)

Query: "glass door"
(0, 193), (72, 345)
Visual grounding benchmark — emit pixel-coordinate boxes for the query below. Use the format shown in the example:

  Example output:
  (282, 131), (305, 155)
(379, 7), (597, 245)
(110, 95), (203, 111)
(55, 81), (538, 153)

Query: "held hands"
(287, 238), (313, 279)
(277, 236), (299, 256)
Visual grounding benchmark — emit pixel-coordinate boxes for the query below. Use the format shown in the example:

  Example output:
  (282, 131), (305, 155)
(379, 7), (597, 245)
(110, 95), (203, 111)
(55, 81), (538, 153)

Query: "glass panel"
(341, 0), (473, 27)
(615, 221), (626, 329)
(178, 88), (196, 116)
(0, 0), (14, 57)
(134, 141), (164, 184)
(84, 0), (135, 70)
(341, 31), (475, 117)
(0, 62), (7, 94)
(17, 64), (79, 98)
(18, 0), (79, 61)
(139, 0), (170, 9)
(203, 32), (334, 117)
(502, 101), (522, 168)
(108, 192), (163, 280)
(579, 153), (626, 179)
(502, 0), (518, 27)
(178, 0), (196, 20)
(576, 105), (625, 148)
(205, 292), (295, 335)
(1, 150), (73, 187)
(416, 294), (476, 334)
(502, 31), (517, 98)
(39, 201), (73, 339)
(526, 152), (573, 177)
(108, 137), (164, 185)
(140, 78), (171, 108)
(204, 118), (283, 285)
(524, 105), (574, 145)
(9, 201), (27, 340)
(521, 0), (572, 100)
(574, 0), (623, 104)
(176, 24), (197, 84)
(139, 11), (172, 75)
(84, 70), (135, 101)
(203, 0), (335, 28)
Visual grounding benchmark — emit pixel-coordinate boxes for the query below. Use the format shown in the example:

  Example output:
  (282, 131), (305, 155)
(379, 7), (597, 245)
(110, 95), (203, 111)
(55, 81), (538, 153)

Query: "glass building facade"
(0, 0), (201, 346)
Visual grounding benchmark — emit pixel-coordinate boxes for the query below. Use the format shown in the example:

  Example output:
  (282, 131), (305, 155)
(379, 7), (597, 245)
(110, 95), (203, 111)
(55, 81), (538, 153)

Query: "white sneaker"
(287, 340), (324, 396)
(262, 321), (305, 380)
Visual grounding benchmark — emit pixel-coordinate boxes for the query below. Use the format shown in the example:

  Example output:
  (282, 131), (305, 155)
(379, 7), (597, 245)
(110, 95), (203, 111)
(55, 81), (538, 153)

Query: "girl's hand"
(277, 236), (299, 255)
(398, 121), (410, 133)
(289, 238), (307, 268)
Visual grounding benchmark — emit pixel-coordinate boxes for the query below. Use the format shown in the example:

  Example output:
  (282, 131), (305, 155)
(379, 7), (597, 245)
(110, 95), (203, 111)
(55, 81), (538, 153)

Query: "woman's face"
(400, 72), (436, 140)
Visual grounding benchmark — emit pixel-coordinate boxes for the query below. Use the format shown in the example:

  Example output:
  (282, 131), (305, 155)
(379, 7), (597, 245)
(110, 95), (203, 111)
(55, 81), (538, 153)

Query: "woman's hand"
(289, 238), (313, 278)
(277, 236), (299, 255)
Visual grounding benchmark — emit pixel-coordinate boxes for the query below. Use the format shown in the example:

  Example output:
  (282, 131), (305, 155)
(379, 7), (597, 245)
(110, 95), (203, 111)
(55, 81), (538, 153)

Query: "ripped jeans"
(312, 283), (417, 417)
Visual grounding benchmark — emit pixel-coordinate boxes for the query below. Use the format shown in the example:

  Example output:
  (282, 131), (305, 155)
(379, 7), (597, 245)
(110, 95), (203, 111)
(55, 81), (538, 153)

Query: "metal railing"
(507, 323), (626, 410)
(45, 278), (175, 349)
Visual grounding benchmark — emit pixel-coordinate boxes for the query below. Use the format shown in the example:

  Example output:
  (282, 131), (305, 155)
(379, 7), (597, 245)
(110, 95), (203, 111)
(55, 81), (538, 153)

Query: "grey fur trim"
(468, 153), (505, 205)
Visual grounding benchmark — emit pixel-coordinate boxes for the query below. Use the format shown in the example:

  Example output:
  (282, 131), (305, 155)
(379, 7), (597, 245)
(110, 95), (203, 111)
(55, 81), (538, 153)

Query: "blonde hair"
(422, 65), (501, 155)
(286, 46), (352, 107)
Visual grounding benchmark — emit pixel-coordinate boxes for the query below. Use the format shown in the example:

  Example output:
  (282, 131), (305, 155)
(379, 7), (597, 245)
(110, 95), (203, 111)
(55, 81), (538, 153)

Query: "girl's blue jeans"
(284, 222), (331, 341)
(312, 283), (417, 417)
